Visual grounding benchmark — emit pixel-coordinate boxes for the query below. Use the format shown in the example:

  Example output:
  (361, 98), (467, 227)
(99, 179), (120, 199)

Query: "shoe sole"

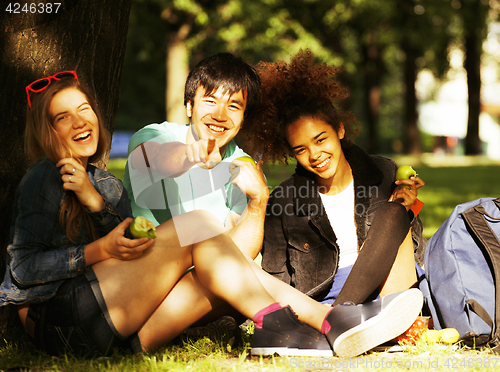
(251, 347), (333, 357)
(333, 288), (423, 358)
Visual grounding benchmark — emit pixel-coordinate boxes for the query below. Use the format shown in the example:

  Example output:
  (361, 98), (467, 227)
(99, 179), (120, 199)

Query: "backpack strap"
(467, 299), (494, 329)
(462, 201), (500, 345)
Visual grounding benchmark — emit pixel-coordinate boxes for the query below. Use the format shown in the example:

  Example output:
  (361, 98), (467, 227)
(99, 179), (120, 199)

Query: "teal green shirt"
(123, 122), (250, 226)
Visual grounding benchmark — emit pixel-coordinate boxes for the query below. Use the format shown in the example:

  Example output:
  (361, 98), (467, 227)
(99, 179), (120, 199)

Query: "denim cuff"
(89, 201), (120, 226)
(70, 245), (87, 275)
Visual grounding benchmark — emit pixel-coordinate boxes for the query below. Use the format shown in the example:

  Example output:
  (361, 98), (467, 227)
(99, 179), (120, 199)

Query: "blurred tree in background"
(459, 0), (491, 155)
(116, 0), (499, 156)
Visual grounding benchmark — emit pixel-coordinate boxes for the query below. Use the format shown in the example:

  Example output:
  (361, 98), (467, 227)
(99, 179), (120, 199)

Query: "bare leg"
(379, 230), (417, 296)
(248, 258), (331, 330)
(138, 270), (222, 349)
(92, 210), (275, 338)
(139, 255), (332, 351)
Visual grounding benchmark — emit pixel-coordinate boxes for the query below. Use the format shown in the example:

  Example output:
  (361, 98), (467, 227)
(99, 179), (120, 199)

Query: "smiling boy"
(123, 53), (268, 258)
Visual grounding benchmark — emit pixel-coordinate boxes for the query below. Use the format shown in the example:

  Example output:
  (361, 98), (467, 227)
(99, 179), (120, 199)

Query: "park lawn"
(108, 154), (500, 239)
(392, 154), (500, 239)
(3, 325), (500, 371)
(1, 155), (499, 370)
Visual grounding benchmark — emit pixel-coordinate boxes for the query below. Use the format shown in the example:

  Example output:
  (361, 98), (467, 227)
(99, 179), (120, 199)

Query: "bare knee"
(172, 210), (221, 227)
(170, 210), (226, 246)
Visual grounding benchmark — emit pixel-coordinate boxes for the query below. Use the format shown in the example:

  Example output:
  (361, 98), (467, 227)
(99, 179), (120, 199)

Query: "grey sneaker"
(251, 306), (333, 357)
(325, 288), (423, 358)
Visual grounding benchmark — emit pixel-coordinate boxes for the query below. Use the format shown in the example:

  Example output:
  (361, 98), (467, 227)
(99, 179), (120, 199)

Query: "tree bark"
(462, 0), (488, 155)
(361, 36), (383, 155)
(0, 0), (131, 336)
(464, 33), (482, 155)
(162, 8), (194, 125)
(166, 24), (190, 124)
(404, 44), (421, 155)
(399, 0), (421, 155)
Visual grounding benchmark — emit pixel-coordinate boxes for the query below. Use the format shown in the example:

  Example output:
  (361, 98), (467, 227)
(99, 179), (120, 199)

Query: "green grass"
(0, 331), (259, 372)
(392, 154), (500, 239)
(4, 155), (494, 371)
(3, 328), (500, 371)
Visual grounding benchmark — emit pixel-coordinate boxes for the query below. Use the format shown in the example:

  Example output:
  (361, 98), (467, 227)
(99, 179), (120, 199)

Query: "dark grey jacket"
(261, 144), (426, 300)
(0, 157), (132, 306)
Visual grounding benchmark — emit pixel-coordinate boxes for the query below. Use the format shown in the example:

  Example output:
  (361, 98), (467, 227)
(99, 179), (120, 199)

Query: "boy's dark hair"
(184, 53), (260, 118)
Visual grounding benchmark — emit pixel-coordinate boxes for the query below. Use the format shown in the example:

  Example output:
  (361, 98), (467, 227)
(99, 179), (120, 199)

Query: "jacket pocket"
(285, 226), (334, 294)
(261, 246), (287, 276)
(286, 226), (327, 253)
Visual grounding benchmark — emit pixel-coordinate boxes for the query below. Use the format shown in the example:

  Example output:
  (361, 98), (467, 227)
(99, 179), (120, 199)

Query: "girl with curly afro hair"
(249, 50), (427, 307)
(244, 49), (357, 163)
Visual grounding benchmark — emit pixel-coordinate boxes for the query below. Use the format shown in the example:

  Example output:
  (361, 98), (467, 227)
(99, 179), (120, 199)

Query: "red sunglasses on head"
(25, 71), (78, 108)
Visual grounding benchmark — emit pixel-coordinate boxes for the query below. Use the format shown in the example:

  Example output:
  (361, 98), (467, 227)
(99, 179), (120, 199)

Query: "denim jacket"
(0, 157), (132, 306)
(261, 144), (426, 300)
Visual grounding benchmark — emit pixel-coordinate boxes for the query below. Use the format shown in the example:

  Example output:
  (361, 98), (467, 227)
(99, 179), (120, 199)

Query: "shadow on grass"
(0, 325), (255, 372)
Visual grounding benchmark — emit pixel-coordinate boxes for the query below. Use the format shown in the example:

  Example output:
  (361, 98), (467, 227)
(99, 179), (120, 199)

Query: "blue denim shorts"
(25, 268), (142, 357)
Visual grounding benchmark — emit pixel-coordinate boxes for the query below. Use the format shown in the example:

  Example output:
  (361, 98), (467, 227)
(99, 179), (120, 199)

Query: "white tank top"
(319, 180), (358, 268)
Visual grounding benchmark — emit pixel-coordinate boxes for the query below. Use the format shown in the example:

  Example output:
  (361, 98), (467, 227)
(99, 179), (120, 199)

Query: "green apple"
(234, 156), (257, 168)
(130, 216), (156, 239)
(395, 165), (417, 189)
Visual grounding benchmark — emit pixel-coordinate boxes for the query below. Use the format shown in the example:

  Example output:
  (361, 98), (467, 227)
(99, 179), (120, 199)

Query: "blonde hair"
(24, 77), (110, 242)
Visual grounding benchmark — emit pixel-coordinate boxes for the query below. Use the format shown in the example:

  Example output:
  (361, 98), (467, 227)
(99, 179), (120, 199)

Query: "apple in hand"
(395, 165), (417, 189)
(234, 156), (257, 168)
(130, 216), (156, 239)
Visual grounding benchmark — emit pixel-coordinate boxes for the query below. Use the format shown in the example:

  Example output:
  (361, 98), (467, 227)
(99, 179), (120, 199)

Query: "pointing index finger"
(207, 137), (216, 155)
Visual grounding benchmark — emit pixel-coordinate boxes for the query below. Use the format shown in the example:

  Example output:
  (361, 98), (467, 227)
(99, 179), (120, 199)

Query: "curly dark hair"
(243, 49), (358, 164)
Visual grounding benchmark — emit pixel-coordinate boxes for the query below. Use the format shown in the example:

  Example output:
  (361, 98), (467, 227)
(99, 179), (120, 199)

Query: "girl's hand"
(56, 158), (104, 212)
(86, 218), (154, 265)
(389, 176), (425, 211)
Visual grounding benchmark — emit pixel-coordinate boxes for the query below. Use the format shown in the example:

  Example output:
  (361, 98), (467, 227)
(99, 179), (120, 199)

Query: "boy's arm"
(226, 159), (270, 259)
(226, 193), (269, 259)
(130, 137), (222, 178)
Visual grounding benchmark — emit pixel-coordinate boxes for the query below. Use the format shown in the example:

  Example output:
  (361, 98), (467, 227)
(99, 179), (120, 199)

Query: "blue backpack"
(420, 197), (500, 350)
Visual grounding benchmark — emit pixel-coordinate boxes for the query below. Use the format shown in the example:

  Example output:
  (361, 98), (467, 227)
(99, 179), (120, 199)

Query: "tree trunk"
(166, 24), (190, 124)
(464, 33), (482, 155)
(462, 0), (488, 155)
(0, 0), (131, 336)
(399, 0), (421, 155)
(361, 36), (383, 155)
(404, 44), (421, 155)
